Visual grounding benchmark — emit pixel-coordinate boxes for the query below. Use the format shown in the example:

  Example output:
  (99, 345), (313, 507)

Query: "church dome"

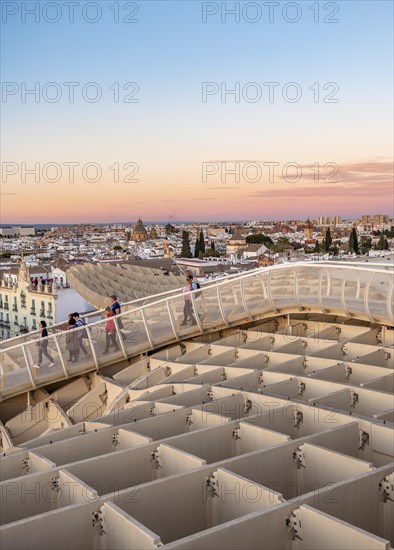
(132, 218), (148, 241)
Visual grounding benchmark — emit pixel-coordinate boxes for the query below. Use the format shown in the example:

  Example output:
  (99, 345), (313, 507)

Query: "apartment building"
(0, 261), (91, 339)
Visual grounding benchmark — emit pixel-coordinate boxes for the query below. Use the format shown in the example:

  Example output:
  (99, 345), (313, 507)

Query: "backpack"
(193, 281), (202, 298)
(76, 319), (88, 339)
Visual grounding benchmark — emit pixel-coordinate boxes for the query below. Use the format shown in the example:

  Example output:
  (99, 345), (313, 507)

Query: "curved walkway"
(1, 262), (393, 401)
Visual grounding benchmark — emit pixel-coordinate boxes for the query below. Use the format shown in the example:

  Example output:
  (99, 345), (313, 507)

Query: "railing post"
(340, 268), (351, 318)
(239, 277), (253, 321)
(267, 269), (279, 314)
(356, 272), (361, 299)
(216, 285), (229, 327)
(113, 317), (128, 360)
(363, 272), (376, 322)
(53, 334), (69, 379)
(387, 279), (394, 325)
(191, 294), (203, 333)
(166, 299), (179, 339)
(83, 323), (99, 370)
(294, 265), (302, 311)
(318, 267), (328, 314)
(22, 344), (36, 389)
(140, 310), (154, 349)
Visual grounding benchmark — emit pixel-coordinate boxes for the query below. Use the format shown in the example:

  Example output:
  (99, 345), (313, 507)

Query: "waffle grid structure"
(1, 315), (393, 550)
(67, 263), (185, 309)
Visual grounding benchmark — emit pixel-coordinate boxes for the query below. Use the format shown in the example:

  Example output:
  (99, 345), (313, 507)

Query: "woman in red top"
(103, 307), (120, 354)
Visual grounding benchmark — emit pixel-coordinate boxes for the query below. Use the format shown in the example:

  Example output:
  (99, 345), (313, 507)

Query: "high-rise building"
(373, 214), (388, 224)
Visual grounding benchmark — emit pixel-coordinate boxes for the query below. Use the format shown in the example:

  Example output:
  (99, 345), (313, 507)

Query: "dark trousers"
(78, 337), (88, 356)
(69, 349), (80, 362)
(104, 331), (119, 352)
(38, 344), (54, 364)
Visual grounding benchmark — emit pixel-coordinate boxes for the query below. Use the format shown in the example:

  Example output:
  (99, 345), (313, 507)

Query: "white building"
(0, 261), (92, 340)
(0, 226), (36, 237)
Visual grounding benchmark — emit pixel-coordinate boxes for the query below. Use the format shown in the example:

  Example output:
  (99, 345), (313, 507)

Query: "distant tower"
(304, 218), (313, 239)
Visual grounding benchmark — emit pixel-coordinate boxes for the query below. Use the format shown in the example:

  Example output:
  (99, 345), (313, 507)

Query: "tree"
(246, 233), (274, 247)
(348, 228), (359, 254)
(274, 237), (291, 253)
(194, 236), (200, 258)
(324, 228), (332, 251)
(313, 240), (320, 253)
(180, 231), (192, 258)
(113, 245), (123, 251)
(376, 234), (386, 250)
(360, 236), (372, 255)
(199, 230), (205, 254)
(165, 223), (176, 235)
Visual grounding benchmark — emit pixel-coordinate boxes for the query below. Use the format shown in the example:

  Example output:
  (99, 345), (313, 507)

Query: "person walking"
(33, 321), (55, 368)
(110, 294), (128, 341)
(73, 312), (89, 357)
(66, 317), (80, 363)
(103, 307), (120, 354)
(181, 276), (196, 325)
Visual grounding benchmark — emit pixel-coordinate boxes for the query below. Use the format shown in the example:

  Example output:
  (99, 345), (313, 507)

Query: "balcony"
(12, 305), (18, 312)
(29, 284), (57, 295)
(21, 302), (27, 309)
(46, 312), (53, 320)
(0, 280), (18, 289)
(30, 308), (36, 316)
(3, 303), (9, 310)
(39, 310), (46, 318)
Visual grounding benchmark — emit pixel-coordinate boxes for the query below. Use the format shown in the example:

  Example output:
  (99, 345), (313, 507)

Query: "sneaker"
(180, 321), (187, 326)
(33, 364), (41, 369)
(48, 362), (56, 368)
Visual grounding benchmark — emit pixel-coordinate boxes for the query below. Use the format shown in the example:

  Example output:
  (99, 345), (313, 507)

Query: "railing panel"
(142, 301), (174, 348)
(197, 284), (226, 333)
(320, 266), (345, 312)
(0, 348), (32, 396)
(367, 272), (392, 323)
(241, 272), (269, 317)
(269, 267), (296, 311)
(219, 280), (248, 324)
(296, 266), (322, 309)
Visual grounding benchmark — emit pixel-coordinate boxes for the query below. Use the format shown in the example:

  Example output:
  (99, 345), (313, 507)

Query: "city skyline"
(1, 1), (393, 223)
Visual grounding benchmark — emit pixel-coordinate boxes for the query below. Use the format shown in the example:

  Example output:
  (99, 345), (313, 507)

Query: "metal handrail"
(0, 265), (265, 347)
(1, 262), (393, 357)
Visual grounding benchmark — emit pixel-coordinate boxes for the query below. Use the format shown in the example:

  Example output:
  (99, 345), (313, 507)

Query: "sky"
(1, 0), (393, 223)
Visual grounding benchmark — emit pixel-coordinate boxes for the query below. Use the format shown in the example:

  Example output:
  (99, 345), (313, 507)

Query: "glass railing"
(0, 263), (393, 400)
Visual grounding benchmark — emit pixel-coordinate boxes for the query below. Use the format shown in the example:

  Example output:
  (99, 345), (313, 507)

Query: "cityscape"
(1, 1), (393, 549)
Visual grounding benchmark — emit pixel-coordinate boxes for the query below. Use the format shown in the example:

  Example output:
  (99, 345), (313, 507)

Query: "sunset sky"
(1, 0), (393, 223)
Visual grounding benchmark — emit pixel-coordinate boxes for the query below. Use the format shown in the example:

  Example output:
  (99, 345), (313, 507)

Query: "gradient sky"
(1, 0), (393, 223)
